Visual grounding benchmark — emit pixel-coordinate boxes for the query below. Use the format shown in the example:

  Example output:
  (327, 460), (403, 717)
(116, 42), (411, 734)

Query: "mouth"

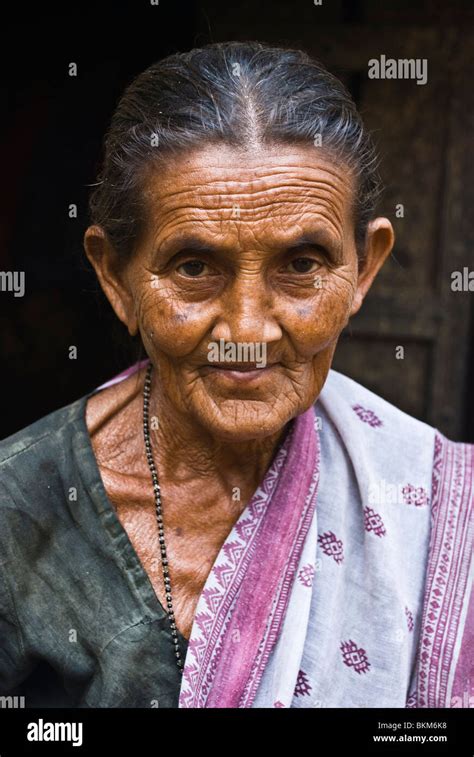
(199, 362), (280, 383)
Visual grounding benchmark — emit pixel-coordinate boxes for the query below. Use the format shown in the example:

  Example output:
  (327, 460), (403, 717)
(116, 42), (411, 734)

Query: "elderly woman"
(0, 41), (472, 710)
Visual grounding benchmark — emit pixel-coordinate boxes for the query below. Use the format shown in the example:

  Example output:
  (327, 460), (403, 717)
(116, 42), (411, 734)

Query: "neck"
(148, 378), (289, 495)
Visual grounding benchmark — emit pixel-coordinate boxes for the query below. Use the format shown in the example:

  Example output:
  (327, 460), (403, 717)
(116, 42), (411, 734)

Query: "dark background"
(1, 0), (473, 440)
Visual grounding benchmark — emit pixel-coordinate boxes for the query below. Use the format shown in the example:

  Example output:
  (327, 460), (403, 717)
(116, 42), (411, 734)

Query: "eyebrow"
(156, 228), (342, 260)
(287, 230), (343, 259)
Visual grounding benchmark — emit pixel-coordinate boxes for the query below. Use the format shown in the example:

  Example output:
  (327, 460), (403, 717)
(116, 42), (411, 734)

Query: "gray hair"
(89, 40), (383, 264)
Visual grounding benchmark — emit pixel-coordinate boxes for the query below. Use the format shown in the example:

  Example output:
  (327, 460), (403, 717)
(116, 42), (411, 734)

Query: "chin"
(196, 399), (297, 442)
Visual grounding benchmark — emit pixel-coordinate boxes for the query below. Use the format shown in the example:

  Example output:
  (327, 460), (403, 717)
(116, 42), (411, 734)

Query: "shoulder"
(316, 369), (473, 543)
(319, 368), (440, 444)
(0, 362), (147, 519)
(0, 396), (86, 471)
(0, 360), (147, 472)
(318, 367), (473, 498)
(316, 369), (442, 496)
(0, 395), (88, 525)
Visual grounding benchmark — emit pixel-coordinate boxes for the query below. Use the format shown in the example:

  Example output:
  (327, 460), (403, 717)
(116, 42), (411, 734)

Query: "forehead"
(141, 143), (356, 246)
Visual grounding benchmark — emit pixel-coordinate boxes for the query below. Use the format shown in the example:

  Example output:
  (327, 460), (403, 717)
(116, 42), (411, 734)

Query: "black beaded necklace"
(142, 361), (184, 675)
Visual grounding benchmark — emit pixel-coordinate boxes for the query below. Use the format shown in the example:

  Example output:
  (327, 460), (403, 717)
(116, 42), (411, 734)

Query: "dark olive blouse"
(0, 389), (189, 707)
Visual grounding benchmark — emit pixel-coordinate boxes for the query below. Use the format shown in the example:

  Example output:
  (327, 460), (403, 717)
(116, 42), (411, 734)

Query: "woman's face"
(86, 143), (393, 441)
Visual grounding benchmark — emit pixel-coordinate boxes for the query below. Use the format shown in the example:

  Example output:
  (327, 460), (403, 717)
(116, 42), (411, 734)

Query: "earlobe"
(350, 217), (395, 317)
(349, 289), (364, 317)
(83, 225), (139, 336)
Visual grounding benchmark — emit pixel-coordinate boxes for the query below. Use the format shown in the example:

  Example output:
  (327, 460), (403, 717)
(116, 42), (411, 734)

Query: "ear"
(83, 225), (139, 336)
(350, 217), (395, 317)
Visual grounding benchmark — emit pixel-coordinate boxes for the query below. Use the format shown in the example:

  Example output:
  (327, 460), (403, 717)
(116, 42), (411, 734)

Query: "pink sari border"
(180, 407), (320, 708)
(415, 433), (473, 707)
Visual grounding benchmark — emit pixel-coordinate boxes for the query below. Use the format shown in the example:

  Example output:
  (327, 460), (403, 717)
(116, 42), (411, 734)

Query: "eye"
(177, 259), (209, 277)
(287, 257), (320, 274)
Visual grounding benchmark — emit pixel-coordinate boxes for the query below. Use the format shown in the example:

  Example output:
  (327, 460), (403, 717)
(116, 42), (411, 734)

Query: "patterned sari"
(99, 362), (473, 708)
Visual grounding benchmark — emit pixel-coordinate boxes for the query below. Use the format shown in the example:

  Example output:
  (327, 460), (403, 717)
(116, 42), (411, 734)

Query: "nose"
(210, 276), (282, 346)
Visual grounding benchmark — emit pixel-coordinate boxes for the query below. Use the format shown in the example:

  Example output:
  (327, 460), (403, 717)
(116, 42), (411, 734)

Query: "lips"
(205, 363), (270, 371)
(200, 362), (279, 383)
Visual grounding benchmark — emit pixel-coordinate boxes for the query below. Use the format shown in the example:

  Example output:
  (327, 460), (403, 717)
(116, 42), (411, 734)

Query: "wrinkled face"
(110, 144), (369, 441)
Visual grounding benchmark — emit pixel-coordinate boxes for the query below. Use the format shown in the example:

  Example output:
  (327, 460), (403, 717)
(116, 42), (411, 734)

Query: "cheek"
(137, 288), (215, 358)
(281, 272), (356, 358)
